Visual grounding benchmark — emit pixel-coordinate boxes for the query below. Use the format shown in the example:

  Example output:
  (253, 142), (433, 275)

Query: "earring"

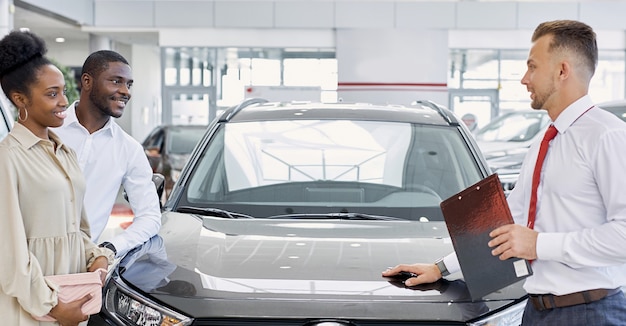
(18, 108), (28, 122)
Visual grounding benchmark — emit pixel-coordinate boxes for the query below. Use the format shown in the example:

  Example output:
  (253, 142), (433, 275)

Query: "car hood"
(118, 212), (526, 322)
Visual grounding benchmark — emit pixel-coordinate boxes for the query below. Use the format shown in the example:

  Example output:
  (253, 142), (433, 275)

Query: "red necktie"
(527, 125), (558, 230)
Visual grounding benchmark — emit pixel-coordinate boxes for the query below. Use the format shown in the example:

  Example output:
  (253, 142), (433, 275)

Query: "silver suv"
(92, 99), (529, 326)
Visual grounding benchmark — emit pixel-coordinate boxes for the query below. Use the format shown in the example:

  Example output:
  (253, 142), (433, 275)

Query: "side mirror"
(152, 173), (165, 204)
(123, 173), (166, 209)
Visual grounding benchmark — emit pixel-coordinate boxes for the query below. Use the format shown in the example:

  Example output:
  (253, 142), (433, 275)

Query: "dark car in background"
(93, 99), (528, 326)
(142, 125), (207, 198)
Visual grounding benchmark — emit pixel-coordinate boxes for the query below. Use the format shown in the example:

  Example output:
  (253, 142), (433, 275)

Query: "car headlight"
(469, 300), (526, 326)
(103, 277), (193, 326)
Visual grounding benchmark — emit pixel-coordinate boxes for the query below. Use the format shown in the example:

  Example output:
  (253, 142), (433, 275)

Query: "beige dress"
(0, 124), (112, 325)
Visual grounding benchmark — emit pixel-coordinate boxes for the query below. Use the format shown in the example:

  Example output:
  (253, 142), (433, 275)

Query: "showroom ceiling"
(11, 5), (158, 46)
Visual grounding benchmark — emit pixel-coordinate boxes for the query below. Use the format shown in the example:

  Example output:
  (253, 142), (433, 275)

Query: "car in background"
(480, 102), (626, 195)
(106, 125), (206, 237)
(475, 110), (551, 163)
(474, 110), (551, 195)
(92, 99), (528, 326)
(142, 125), (207, 198)
(0, 99), (14, 141)
(598, 99), (626, 121)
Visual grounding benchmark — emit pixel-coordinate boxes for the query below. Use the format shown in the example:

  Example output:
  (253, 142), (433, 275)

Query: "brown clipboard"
(440, 173), (532, 300)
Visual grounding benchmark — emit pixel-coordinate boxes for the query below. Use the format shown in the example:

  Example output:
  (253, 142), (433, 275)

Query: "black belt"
(529, 288), (622, 311)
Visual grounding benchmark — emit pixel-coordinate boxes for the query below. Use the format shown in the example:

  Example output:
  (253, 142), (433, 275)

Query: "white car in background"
(0, 96), (14, 141)
(474, 110), (550, 195)
(475, 110), (551, 162)
(597, 99), (626, 121)
(479, 103), (626, 195)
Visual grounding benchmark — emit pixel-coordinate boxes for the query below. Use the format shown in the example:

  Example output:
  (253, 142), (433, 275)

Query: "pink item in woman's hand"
(31, 268), (107, 322)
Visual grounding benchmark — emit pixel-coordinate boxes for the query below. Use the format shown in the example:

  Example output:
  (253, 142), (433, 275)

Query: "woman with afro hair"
(0, 30), (114, 326)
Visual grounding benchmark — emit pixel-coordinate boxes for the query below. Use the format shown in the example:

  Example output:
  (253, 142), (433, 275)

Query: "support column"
(336, 29), (449, 107)
(89, 33), (111, 52)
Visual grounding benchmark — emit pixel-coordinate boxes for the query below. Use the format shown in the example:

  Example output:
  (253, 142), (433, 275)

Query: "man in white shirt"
(383, 20), (626, 325)
(55, 50), (161, 258)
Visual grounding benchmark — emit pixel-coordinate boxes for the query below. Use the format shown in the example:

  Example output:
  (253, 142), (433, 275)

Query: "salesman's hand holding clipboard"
(440, 173), (532, 301)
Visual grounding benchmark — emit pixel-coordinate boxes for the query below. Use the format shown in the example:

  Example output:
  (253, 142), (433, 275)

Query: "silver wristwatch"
(435, 257), (450, 277)
(99, 241), (117, 255)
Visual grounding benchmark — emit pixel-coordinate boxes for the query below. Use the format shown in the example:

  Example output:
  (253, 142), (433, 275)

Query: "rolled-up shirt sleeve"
(109, 142), (162, 256)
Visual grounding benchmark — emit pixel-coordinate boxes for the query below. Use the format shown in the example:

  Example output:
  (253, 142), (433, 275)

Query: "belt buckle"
(530, 295), (543, 311)
(530, 294), (552, 311)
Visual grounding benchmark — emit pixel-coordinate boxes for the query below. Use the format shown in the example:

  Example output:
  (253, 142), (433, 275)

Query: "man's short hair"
(81, 50), (130, 80)
(532, 20), (597, 78)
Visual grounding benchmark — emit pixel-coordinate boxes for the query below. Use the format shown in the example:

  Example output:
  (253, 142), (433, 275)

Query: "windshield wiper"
(267, 212), (403, 221)
(176, 206), (254, 219)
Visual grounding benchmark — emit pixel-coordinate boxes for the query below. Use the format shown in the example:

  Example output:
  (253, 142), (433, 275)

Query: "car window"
(475, 111), (549, 142)
(181, 119), (482, 220)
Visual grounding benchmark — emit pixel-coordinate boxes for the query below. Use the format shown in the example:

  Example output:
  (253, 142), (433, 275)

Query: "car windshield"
(166, 126), (206, 155)
(178, 119), (483, 220)
(475, 111), (549, 142)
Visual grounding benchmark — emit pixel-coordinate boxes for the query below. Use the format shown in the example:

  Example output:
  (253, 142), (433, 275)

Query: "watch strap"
(435, 257), (450, 277)
(99, 241), (117, 255)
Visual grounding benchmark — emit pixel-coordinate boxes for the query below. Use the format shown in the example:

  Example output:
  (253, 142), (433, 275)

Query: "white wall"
(336, 29), (449, 106)
(129, 44), (162, 142)
(47, 40), (90, 67)
(45, 39), (162, 142)
(88, 1), (626, 30)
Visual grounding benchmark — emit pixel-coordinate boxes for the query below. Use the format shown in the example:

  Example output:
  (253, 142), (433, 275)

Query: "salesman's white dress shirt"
(445, 95), (626, 296)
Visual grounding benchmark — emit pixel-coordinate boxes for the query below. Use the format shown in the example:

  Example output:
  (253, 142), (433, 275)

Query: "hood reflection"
(120, 235), (197, 296)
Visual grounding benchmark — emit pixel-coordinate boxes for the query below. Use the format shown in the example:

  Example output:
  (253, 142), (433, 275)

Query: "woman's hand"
(48, 294), (91, 326)
(88, 256), (109, 285)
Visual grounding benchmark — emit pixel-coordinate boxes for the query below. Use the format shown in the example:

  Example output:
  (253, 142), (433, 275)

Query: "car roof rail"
(411, 100), (455, 124)
(220, 97), (269, 122)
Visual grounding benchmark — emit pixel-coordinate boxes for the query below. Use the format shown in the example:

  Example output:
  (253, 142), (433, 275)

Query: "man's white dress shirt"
(445, 95), (626, 295)
(54, 101), (161, 256)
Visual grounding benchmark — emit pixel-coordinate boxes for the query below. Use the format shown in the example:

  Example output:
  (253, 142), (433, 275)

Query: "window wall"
(161, 45), (624, 127)
(162, 47), (337, 125)
(449, 48), (626, 128)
